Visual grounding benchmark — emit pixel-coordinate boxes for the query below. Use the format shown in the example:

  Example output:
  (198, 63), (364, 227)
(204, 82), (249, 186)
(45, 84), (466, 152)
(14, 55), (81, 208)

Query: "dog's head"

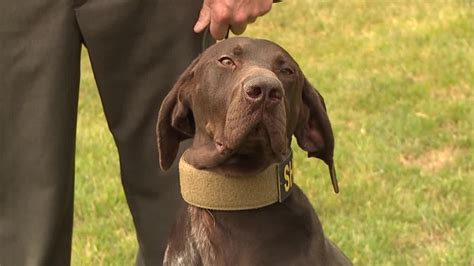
(157, 37), (338, 192)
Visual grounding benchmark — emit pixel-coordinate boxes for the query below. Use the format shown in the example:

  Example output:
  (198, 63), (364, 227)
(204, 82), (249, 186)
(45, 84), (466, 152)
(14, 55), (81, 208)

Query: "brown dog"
(157, 37), (351, 265)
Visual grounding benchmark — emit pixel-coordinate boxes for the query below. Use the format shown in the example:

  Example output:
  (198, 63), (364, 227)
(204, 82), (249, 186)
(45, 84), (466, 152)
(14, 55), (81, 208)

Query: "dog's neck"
(178, 150), (294, 211)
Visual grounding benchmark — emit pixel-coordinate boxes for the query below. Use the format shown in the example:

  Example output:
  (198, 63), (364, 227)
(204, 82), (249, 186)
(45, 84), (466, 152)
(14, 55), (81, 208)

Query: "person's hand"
(194, 0), (274, 40)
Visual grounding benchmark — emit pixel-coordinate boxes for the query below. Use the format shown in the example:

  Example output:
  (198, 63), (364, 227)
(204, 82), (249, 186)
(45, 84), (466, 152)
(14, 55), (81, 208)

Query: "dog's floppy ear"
(294, 77), (339, 193)
(156, 56), (200, 171)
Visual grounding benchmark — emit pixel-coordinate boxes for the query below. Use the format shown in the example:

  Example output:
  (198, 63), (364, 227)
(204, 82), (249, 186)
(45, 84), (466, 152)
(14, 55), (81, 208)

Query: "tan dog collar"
(178, 151), (294, 211)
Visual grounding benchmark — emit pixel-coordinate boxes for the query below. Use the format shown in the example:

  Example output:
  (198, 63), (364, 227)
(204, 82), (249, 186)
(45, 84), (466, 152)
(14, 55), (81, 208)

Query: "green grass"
(72, 0), (473, 264)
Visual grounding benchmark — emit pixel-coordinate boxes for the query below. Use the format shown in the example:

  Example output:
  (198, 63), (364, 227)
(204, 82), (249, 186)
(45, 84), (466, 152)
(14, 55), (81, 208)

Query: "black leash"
(201, 26), (230, 52)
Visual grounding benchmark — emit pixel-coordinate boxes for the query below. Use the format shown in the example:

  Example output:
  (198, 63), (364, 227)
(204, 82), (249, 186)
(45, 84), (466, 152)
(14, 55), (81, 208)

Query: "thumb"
(194, 5), (211, 33)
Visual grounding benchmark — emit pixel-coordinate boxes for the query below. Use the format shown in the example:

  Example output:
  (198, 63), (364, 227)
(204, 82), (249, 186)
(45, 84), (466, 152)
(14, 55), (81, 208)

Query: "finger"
(261, 0), (274, 15)
(230, 23), (247, 36)
(210, 18), (230, 40)
(194, 6), (211, 33)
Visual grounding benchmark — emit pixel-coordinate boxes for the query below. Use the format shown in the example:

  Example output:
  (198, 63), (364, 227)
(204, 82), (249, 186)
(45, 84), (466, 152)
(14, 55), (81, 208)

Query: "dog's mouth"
(214, 107), (288, 171)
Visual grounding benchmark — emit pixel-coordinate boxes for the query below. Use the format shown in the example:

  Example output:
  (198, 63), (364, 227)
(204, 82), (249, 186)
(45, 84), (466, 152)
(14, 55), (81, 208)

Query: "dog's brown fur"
(157, 37), (351, 265)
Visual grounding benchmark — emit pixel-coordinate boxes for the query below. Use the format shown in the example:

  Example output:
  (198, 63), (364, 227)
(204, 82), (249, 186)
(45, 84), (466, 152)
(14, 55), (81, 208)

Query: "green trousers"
(0, 0), (207, 265)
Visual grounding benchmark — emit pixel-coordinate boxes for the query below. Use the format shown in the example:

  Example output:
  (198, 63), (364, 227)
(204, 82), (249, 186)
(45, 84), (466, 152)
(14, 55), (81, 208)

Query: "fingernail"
(194, 22), (203, 32)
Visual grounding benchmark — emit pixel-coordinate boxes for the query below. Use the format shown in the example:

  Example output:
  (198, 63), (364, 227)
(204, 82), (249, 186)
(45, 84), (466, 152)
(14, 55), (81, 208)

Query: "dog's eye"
(279, 67), (294, 75)
(218, 56), (236, 68)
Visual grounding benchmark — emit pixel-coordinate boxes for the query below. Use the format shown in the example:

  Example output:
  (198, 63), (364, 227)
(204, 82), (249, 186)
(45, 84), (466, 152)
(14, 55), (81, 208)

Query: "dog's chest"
(177, 189), (325, 265)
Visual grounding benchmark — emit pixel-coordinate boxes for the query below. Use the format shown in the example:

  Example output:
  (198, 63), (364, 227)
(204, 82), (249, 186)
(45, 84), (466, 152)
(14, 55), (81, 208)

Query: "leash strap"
(201, 26), (230, 52)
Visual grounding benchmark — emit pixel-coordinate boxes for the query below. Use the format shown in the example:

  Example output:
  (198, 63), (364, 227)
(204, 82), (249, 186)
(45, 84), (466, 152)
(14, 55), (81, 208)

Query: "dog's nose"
(243, 76), (284, 105)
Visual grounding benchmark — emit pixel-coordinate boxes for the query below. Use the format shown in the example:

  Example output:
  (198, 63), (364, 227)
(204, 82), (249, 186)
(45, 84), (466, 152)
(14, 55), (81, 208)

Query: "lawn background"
(72, 0), (473, 265)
